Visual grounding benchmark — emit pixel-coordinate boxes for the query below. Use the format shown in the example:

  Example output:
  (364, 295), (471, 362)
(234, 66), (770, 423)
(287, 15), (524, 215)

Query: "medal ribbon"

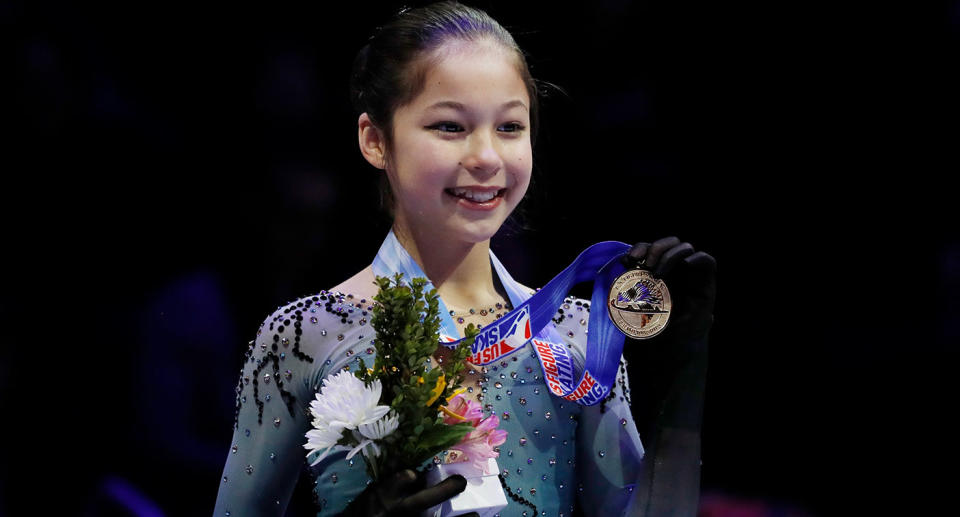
(371, 230), (631, 406)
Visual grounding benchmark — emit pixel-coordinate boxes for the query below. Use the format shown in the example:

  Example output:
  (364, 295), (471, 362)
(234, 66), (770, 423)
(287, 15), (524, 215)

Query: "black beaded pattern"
(499, 472), (538, 516)
(617, 359), (632, 406)
(232, 292), (378, 429)
(598, 359), (631, 414)
(233, 295), (326, 429)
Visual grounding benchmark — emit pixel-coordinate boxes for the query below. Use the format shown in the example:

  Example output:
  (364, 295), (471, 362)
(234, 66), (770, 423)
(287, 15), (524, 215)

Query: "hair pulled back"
(350, 1), (540, 152)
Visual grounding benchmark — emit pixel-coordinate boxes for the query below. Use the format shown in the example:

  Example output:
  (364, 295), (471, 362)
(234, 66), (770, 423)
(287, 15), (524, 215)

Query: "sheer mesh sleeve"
(553, 297), (645, 517)
(213, 294), (343, 517)
(574, 356), (645, 517)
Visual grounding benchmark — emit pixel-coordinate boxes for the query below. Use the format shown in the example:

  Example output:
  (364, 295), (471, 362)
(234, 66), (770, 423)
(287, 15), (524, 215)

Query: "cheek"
(391, 138), (449, 193)
(509, 145), (533, 195)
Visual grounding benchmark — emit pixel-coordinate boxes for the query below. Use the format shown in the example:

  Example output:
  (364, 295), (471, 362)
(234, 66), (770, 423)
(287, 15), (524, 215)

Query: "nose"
(460, 130), (503, 177)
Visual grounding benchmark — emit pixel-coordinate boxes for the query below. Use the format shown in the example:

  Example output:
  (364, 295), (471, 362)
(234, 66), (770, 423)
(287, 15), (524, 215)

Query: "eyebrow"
(427, 100), (528, 112)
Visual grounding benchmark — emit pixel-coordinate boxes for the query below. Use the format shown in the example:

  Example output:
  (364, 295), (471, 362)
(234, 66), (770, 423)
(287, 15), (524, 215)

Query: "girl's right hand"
(338, 469), (477, 517)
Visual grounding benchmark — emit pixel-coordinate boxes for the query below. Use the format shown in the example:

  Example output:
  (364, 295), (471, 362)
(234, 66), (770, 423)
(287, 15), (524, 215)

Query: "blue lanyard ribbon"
(371, 230), (630, 406)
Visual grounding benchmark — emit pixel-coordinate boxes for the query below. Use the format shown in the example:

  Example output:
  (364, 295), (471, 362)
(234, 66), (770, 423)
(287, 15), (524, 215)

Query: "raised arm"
(575, 354), (646, 517)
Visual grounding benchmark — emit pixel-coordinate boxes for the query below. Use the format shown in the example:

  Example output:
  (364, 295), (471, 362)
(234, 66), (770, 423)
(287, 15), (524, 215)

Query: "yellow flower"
(425, 374), (446, 406)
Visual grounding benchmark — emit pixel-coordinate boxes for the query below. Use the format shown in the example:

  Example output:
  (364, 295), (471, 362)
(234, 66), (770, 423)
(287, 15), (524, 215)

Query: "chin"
(446, 217), (506, 244)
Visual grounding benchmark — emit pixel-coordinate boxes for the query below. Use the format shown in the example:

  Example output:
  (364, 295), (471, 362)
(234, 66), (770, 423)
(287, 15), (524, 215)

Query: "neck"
(392, 219), (502, 309)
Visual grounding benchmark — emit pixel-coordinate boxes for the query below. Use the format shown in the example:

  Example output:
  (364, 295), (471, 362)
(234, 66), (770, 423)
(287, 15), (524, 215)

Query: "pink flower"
(448, 413), (508, 474)
(441, 394), (483, 426)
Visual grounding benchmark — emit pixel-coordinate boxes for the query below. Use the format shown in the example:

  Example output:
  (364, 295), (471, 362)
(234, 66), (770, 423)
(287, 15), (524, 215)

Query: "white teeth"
(450, 188), (498, 202)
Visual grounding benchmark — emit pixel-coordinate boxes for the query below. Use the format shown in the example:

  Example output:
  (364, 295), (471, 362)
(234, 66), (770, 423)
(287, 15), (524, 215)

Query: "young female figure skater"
(214, 2), (715, 516)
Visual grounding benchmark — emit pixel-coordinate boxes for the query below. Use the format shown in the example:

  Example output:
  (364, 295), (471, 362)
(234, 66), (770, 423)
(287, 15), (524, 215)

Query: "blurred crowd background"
(3, 0), (957, 515)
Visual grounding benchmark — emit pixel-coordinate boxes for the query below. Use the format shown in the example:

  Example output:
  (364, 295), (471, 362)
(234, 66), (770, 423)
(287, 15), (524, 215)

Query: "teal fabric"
(214, 288), (644, 517)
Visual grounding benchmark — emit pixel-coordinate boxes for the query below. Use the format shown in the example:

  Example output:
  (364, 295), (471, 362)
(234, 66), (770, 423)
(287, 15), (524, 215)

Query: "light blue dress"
(214, 244), (645, 517)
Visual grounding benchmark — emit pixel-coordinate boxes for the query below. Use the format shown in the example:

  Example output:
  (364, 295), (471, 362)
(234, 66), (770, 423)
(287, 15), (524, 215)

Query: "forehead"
(407, 39), (529, 110)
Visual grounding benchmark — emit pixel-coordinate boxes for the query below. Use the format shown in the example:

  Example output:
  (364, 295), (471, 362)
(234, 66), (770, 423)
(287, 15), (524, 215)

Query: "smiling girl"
(214, 3), (715, 516)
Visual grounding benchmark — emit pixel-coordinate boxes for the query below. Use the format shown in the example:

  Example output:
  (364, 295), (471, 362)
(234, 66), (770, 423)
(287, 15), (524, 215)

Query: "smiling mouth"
(444, 188), (507, 203)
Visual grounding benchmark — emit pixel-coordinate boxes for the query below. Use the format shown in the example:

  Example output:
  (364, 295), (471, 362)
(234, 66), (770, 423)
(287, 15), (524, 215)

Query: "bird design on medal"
(607, 268), (672, 339)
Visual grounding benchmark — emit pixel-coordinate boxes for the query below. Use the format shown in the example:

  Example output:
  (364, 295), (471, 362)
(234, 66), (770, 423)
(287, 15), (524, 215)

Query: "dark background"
(4, 0), (957, 515)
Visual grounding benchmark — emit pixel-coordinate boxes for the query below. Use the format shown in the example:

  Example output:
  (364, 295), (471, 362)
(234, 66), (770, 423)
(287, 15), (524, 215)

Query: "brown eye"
(426, 122), (464, 133)
(498, 122), (525, 133)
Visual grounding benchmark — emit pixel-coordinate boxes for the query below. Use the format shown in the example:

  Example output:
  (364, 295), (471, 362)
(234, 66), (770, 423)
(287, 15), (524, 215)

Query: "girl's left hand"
(621, 236), (717, 343)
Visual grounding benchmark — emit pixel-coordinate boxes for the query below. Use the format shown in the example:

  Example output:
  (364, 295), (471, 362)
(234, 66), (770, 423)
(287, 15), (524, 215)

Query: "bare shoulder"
(329, 265), (379, 301)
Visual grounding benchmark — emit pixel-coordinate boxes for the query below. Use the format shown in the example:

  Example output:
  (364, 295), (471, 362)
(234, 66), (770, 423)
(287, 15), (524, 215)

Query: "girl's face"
(385, 40), (533, 245)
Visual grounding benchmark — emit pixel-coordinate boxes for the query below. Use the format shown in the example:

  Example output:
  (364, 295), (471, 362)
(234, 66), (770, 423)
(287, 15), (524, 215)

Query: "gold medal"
(607, 267), (672, 339)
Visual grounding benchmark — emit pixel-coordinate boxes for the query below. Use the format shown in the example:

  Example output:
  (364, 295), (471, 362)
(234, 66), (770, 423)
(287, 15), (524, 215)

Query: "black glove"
(620, 236), (715, 430)
(621, 236), (717, 346)
(337, 469), (477, 517)
(620, 237), (715, 516)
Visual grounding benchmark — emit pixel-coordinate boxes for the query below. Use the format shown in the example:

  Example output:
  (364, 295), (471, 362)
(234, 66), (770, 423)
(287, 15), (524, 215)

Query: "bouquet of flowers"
(303, 273), (507, 483)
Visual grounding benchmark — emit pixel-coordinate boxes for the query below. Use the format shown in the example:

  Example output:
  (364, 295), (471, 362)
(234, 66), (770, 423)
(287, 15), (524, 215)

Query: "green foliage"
(355, 273), (481, 477)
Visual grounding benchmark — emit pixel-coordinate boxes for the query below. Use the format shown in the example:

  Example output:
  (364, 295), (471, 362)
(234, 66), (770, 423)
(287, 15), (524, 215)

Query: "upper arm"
(574, 358), (645, 517)
(214, 294), (341, 516)
(553, 296), (645, 517)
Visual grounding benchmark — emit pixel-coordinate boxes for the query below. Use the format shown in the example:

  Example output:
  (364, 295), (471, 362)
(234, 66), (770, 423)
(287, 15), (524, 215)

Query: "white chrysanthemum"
(308, 370), (391, 430)
(304, 371), (392, 465)
(347, 411), (400, 461)
(303, 423), (347, 466)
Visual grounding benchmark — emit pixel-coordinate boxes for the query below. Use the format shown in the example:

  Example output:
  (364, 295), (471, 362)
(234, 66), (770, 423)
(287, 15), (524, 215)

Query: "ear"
(358, 113), (387, 170)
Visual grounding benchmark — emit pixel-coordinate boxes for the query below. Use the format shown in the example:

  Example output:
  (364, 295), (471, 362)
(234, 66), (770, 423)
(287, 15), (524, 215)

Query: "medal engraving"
(607, 268), (672, 339)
